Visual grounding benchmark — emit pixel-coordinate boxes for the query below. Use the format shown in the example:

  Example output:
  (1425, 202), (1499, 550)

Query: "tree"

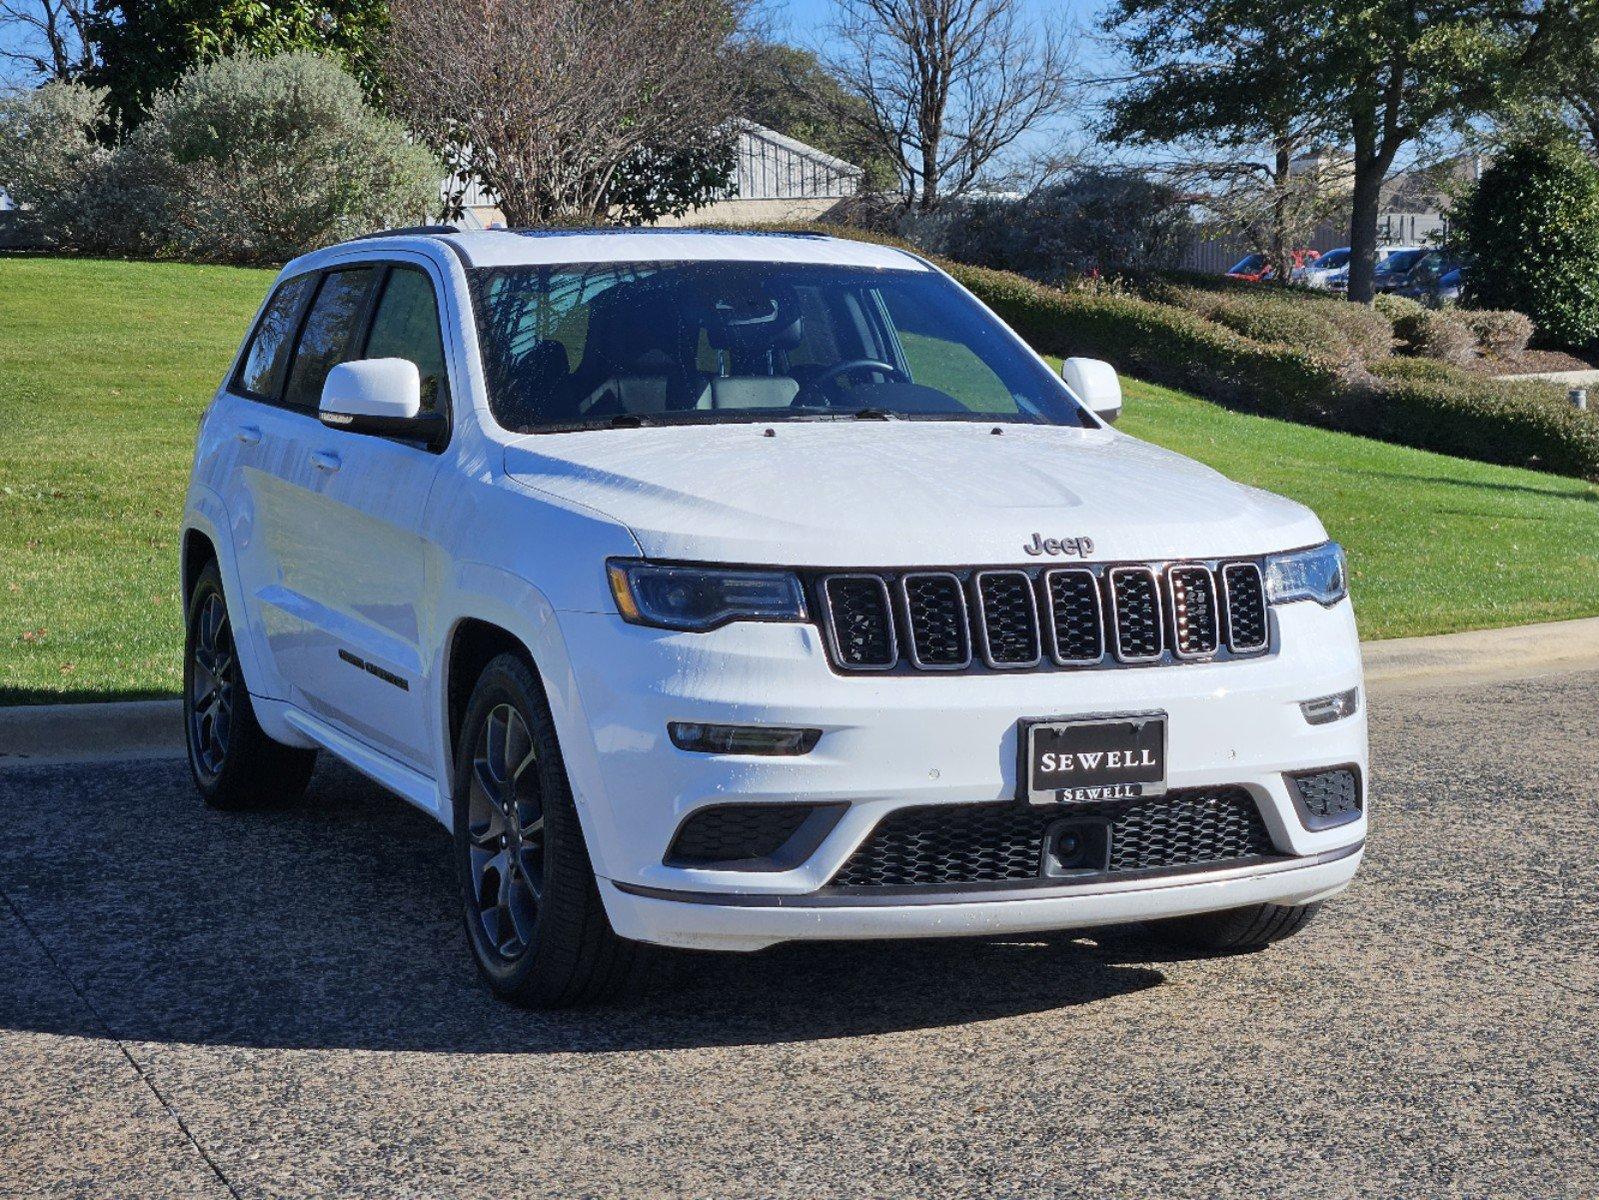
(1100, 0), (1579, 303)
(384, 0), (747, 227)
(84, 0), (387, 132)
(823, 0), (1074, 209)
(1103, 1), (1335, 283)
(734, 40), (895, 190)
(0, 0), (98, 82)
(1455, 138), (1599, 348)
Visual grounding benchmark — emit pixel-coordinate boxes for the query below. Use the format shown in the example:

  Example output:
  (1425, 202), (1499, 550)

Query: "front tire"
(183, 560), (316, 810)
(453, 652), (636, 1007)
(1147, 901), (1322, 953)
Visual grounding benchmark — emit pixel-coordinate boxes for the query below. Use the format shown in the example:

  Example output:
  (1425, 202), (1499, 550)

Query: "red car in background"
(1225, 249), (1320, 282)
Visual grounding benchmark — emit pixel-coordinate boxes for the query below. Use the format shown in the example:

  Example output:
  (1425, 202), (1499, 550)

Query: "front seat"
(573, 281), (707, 415)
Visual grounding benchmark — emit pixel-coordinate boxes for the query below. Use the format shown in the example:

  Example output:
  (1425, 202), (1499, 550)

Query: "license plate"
(1021, 714), (1167, 806)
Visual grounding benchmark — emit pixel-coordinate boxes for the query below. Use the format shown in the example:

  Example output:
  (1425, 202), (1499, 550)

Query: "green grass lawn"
(3, 255), (1598, 703)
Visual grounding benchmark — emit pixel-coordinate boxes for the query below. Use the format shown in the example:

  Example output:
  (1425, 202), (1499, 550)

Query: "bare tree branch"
(0, 0), (97, 82)
(818, 0), (1076, 209)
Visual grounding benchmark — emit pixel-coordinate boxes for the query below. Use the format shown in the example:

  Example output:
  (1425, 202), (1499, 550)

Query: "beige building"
(451, 122), (863, 230)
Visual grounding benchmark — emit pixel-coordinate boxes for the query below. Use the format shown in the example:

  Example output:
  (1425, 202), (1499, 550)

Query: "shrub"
(1455, 139), (1599, 348)
(1393, 308), (1476, 366)
(1463, 309), (1535, 358)
(1373, 292), (1425, 322)
(748, 223), (1599, 482)
(1315, 301), (1395, 362)
(117, 52), (440, 264)
(940, 170), (1194, 278)
(0, 82), (110, 247)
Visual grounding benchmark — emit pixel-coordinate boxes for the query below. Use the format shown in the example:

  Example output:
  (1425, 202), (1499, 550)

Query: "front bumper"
(554, 598), (1368, 950)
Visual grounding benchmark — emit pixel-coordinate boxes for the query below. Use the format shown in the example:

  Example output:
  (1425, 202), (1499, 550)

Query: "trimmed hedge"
(1393, 308), (1476, 366)
(1464, 309), (1535, 358)
(949, 261), (1599, 480)
(737, 221), (1599, 481)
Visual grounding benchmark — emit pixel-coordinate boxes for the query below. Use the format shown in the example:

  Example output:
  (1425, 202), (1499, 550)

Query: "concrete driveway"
(2, 669), (1596, 1199)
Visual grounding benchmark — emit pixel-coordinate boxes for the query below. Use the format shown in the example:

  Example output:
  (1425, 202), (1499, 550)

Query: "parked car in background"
(180, 227), (1368, 1007)
(1226, 249), (1320, 283)
(1434, 267), (1463, 306)
(1372, 247), (1430, 293)
(1325, 246), (1420, 293)
(1295, 247), (1349, 289)
(1394, 251), (1462, 306)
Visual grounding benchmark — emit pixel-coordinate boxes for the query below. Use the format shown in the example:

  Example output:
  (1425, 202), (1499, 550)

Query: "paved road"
(2, 670), (1596, 1199)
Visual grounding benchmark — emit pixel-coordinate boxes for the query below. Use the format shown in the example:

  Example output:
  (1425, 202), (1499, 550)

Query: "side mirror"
(320, 359), (445, 448)
(1061, 357), (1123, 425)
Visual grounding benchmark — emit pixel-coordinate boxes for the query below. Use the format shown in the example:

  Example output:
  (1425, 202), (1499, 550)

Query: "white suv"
(181, 229), (1367, 1006)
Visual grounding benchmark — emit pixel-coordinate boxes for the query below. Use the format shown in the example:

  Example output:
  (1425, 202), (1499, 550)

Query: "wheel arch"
(182, 526), (218, 603)
(445, 617), (540, 773)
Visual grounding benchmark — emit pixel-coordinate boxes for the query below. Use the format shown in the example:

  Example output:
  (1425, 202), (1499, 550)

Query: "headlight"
(1264, 542), (1347, 607)
(607, 560), (807, 632)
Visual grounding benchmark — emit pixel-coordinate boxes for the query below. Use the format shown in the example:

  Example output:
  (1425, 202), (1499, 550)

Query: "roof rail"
(352, 225), (459, 241)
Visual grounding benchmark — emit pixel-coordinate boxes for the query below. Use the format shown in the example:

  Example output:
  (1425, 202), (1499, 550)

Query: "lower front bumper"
(599, 841), (1363, 952)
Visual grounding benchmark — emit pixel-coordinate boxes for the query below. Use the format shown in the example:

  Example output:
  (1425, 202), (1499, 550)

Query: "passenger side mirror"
(320, 359), (446, 448)
(1060, 357), (1123, 425)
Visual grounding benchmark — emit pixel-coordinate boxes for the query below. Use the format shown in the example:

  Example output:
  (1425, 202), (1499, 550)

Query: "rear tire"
(183, 560), (316, 810)
(452, 652), (637, 1008)
(1147, 901), (1322, 953)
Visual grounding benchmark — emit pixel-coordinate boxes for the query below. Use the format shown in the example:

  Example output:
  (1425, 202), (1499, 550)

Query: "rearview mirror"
(1060, 357), (1123, 425)
(320, 359), (445, 448)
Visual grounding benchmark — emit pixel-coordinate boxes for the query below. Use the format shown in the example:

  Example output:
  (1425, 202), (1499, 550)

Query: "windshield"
(1377, 249), (1424, 274)
(1317, 249), (1350, 269)
(1228, 254), (1264, 274)
(467, 261), (1094, 433)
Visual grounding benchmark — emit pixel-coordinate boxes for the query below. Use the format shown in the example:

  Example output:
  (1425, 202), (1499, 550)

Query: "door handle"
(235, 425), (262, 446)
(311, 451), (342, 473)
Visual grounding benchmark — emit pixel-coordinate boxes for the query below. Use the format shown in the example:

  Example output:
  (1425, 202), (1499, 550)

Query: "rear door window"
(234, 273), (317, 401)
(362, 267), (450, 413)
(282, 267), (379, 410)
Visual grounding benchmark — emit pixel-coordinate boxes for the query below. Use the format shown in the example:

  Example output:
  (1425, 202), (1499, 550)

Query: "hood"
(502, 421), (1327, 567)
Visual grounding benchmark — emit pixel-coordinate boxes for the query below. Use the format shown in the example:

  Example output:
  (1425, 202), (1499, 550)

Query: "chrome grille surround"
(1220, 562), (1269, 654)
(820, 574), (897, 670)
(973, 570), (1043, 669)
(1166, 564), (1220, 659)
(811, 557), (1275, 675)
(899, 572), (972, 670)
(1107, 566), (1164, 663)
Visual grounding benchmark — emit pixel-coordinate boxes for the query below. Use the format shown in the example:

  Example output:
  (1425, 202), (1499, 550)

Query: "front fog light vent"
(1287, 767), (1363, 830)
(1300, 687), (1359, 725)
(668, 722), (821, 756)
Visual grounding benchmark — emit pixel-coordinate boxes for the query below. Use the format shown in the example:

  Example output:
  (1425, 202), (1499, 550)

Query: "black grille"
(1222, 563), (1268, 652)
(902, 573), (970, 668)
(1044, 568), (1103, 663)
(668, 804), (814, 865)
(823, 575), (895, 668)
(1109, 568), (1162, 660)
(1168, 565), (1220, 657)
(1289, 767), (1362, 830)
(814, 559), (1271, 674)
(829, 788), (1276, 889)
(976, 571), (1040, 666)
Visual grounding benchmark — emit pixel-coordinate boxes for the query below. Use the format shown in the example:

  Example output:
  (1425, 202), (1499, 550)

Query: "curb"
(0, 698), (184, 767)
(1360, 615), (1599, 689)
(5, 617), (1599, 765)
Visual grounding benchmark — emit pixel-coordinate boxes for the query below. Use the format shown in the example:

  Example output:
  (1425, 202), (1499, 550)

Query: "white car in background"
(1295, 247), (1350, 289)
(1323, 245), (1421, 292)
(180, 228), (1368, 1007)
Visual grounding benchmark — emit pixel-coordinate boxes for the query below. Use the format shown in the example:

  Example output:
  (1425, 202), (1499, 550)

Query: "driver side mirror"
(1060, 357), (1123, 425)
(320, 359), (445, 449)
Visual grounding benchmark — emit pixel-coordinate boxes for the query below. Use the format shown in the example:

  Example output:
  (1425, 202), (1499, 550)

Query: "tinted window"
(468, 261), (1093, 433)
(1317, 249), (1350, 269)
(234, 273), (316, 400)
(364, 267), (450, 412)
(283, 268), (378, 409)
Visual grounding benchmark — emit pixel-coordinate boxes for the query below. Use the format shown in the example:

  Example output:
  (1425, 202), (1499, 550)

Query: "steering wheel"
(794, 358), (907, 407)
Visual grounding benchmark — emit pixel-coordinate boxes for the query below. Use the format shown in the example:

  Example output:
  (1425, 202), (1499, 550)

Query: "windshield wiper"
(849, 407), (902, 421)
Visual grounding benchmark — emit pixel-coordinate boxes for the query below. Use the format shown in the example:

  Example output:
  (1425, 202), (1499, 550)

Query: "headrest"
(699, 281), (803, 355)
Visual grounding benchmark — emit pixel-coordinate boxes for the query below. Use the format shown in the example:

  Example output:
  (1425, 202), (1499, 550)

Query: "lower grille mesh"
(829, 788), (1275, 889)
(669, 805), (814, 864)
(1290, 768), (1362, 829)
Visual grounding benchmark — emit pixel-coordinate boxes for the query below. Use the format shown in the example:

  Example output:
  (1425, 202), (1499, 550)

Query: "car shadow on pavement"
(0, 757), (1166, 1055)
